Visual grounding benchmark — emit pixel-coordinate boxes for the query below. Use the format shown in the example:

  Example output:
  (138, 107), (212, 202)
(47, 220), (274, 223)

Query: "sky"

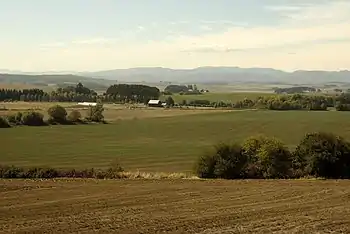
(0, 0), (350, 72)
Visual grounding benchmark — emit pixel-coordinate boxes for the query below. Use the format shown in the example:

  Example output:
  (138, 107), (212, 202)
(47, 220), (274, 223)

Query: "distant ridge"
(1, 66), (349, 85)
(80, 67), (350, 84)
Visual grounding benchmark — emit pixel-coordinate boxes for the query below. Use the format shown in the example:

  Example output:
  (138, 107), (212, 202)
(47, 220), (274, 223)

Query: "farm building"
(148, 100), (163, 107)
(77, 102), (97, 106)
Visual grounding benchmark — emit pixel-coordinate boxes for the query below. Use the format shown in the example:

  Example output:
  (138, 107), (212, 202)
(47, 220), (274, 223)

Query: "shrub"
(0, 165), (124, 179)
(195, 151), (218, 178)
(165, 96), (175, 107)
(195, 143), (247, 179)
(335, 103), (350, 111)
(294, 132), (350, 178)
(6, 112), (22, 125)
(24, 167), (59, 178)
(86, 102), (104, 122)
(47, 105), (67, 123)
(0, 165), (24, 178)
(242, 136), (292, 178)
(0, 116), (11, 128)
(68, 110), (82, 122)
(21, 111), (45, 126)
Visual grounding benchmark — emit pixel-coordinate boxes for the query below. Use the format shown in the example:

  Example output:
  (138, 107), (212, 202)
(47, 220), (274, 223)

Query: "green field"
(161, 92), (276, 103)
(2, 110), (350, 172)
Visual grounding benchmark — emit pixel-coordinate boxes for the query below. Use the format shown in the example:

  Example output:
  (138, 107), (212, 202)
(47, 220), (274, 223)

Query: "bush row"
(195, 132), (350, 179)
(0, 104), (105, 128)
(0, 161), (124, 179)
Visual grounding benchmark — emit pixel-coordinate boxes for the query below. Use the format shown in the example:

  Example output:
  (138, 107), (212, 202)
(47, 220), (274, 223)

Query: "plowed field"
(1, 179), (350, 233)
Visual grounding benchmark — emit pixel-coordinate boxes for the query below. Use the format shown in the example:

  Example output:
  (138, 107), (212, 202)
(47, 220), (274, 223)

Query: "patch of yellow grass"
(119, 171), (199, 179)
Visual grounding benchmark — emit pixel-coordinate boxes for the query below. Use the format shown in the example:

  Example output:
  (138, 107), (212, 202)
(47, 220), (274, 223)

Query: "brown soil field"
(1, 179), (350, 233)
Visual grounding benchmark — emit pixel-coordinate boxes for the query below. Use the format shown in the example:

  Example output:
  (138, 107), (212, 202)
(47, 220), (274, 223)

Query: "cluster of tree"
(335, 93), (350, 111)
(105, 84), (160, 104)
(195, 132), (350, 179)
(0, 88), (46, 102)
(57, 83), (97, 95)
(49, 82), (98, 102)
(178, 94), (334, 110)
(0, 83), (98, 102)
(0, 83), (164, 104)
(164, 85), (189, 94)
(164, 84), (206, 95)
(274, 86), (319, 94)
(0, 103), (105, 128)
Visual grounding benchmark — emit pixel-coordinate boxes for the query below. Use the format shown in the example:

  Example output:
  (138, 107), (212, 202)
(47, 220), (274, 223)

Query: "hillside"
(0, 73), (115, 90)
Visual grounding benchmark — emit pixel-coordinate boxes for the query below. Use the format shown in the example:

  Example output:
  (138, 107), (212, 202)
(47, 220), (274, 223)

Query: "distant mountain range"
(81, 67), (350, 85)
(1, 67), (350, 85)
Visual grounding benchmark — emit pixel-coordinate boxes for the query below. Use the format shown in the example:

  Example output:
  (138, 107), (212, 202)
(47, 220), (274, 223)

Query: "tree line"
(0, 103), (105, 128)
(2, 83), (350, 112)
(0, 83), (161, 104)
(195, 132), (350, 179)
(274, 86), (319, 94)
(180, 93), (350, 111)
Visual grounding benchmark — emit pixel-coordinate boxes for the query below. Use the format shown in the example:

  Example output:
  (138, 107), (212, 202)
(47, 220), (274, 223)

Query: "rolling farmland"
(1, 110), (350, 172)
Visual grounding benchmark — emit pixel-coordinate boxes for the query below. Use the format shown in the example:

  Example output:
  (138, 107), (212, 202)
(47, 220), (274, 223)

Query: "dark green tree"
(0, 116), (11, 128)
(195, 143), (247, 179)
(21, 111), (45, 126)
(294, 132), (350, 178)
(165, 96), (175, 107)
(47, 105), (67, 123)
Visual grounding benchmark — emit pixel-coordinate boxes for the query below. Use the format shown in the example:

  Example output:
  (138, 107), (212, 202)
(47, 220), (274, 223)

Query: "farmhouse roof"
(148, 100), (161, 104)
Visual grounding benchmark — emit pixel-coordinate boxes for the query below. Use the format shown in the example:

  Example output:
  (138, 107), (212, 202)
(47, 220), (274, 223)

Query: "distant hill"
(1, 67), (350, 86)
(81, 67), (350, 85)
(0, 73), (116, 90)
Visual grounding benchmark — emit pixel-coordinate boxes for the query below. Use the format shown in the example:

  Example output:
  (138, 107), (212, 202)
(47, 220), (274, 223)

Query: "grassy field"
(161, 92), (276, 103)
(1, 179), (350, 233)
(2, 110), (350, 172)
(0, 102), (229, 121)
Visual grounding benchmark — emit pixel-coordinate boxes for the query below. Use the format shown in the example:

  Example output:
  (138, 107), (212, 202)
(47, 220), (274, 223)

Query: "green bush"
(0, 165), (24, 178)
(47, 105), (67, 123)
(24, 167), (59, 178)
(294, 132), (350, 178)
(86, 102), (104, 122)
(0, 116), (11, 128)
(195, 143), (247, 179)
(195, 136), (292, 179)
(0, 163), (124, 179)
(21, 111), (45, 126)
(195, 151), (217, 179)
(242, 136), (292, 178)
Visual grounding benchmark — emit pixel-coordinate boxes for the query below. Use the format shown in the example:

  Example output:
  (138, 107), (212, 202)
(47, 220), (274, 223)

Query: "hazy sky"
(0, 0), (349, 72)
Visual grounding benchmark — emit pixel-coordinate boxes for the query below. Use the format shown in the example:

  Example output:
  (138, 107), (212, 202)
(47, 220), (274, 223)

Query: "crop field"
(1, 179), (350, 233)
(1, 110), (350, 172)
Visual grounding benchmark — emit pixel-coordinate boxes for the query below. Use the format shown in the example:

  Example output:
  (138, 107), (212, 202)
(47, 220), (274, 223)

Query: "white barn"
(147, 100), (163, 107)
(77, 102), (97, 106)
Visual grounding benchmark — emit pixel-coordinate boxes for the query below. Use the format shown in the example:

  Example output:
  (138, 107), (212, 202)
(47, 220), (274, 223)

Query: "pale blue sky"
(0, 0), (349, 71)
